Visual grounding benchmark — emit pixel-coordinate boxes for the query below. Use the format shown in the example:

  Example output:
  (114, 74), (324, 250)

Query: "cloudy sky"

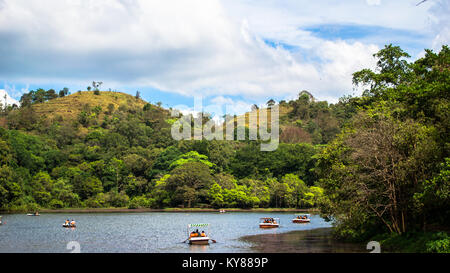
(0, 0), (448, 113)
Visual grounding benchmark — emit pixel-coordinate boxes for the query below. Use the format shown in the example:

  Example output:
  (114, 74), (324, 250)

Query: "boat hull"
(259, 224), (279, 228)
(292, 219), (310, 223)
(189, 237), (210, 245)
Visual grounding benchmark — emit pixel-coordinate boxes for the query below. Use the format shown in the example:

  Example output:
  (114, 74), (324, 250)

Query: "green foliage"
(316, 45), (449, 241)
(0, 165), (23, 208)
(426, 232), (450, 253)
(169, 151), (216, 170)
(165, 162), (214, 207)
(371, 231), (450, 253)
(128, 195), (152, 209)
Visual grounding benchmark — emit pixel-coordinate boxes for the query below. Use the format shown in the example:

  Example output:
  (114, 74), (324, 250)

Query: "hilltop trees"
(19, 88), (63, 106)
(59, 87), (70, 98)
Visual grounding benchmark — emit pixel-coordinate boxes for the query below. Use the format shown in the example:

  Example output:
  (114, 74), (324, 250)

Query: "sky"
(0, 0), (448, 114)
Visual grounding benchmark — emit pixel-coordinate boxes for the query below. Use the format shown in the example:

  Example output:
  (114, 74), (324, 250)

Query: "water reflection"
(189, 245), (209, 252)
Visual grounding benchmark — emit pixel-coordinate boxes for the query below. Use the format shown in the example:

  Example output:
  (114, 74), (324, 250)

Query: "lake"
(0, 212), (333, 253)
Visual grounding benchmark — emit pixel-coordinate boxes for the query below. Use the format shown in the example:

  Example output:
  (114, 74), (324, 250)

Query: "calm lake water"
(0, 212), (332, 253)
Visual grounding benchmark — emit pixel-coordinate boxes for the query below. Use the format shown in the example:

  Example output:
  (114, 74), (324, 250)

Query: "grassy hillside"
(31, 91), (147, 123)
(226, 97), (343, 145)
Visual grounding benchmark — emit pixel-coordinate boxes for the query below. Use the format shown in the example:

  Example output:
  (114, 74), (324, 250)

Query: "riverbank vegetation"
(0, 44), (448, 252)
(316, 45), (449, 252)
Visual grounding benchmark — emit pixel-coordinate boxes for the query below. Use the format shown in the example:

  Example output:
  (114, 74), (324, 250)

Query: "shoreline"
(240, 227), (366, 253)
(0, 207), (318, 214)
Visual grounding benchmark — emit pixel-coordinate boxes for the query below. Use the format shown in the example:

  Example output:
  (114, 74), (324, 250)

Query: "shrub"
(128, 196), (151, 209)
(49, 199), (64, 209)
(426, 233), (450, 253)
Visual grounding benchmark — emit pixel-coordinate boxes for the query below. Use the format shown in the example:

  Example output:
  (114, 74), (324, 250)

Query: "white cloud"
(0, 0), (447, 104)
(428, 0), (450, 51)
(366, 0), (381, 6)
(0, 89), (20, 106)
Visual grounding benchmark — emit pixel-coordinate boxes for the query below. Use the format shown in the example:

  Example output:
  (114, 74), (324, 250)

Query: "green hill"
(31, 91), (147, 123)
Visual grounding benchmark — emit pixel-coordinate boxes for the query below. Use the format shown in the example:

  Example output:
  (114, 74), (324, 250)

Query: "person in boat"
(70, 219), (76, 227)
(65, 219), (70, 226)
(201, 231), (206, 237)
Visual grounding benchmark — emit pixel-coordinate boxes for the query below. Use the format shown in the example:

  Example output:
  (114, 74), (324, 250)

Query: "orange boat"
(292, 214), (310, 223)
(259, 217), (280, 228)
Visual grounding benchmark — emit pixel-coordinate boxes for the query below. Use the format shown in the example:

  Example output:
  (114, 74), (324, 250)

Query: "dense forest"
(0, 44), (448, 252)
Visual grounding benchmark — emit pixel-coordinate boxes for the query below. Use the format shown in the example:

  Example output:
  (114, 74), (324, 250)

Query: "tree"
(316, 107), (441, 236)
(0, 165), (22, 208)
(169, 151), (216, 170)
(72, 174), (103, 200)
(165, 162), (214, 207)
(280, 174), (308, 208)
(30, 171), (53, 205)
(208, 183), (224, 208)
(353, 44), (411, 97)
(51, 178), (79, 207)
(151, 174), (171, 208)
(59, 87), (69, 97)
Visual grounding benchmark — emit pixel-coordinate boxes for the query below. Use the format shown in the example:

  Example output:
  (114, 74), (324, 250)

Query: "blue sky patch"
(264, 39), (299, 51)
(303, 24), (424, 41)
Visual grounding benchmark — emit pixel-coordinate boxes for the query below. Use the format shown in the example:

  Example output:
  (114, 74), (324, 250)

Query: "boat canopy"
(188, 223), (209, 228)
(295, 214), (310, 216)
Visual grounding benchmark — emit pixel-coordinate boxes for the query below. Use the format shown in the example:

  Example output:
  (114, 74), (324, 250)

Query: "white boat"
(219, 209), (226, 213)
(188, 236), (210, 245)
(0, 216), (2, 225)
(292, 214), (311, 223)
(187, 223), (211, 245)
(259, 217), (280, 228)
(27, 213), (40, 216)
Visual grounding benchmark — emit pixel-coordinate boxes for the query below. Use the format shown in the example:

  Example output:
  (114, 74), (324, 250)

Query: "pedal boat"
(259, 217), (280, 228)
(292, 214), (311, 223)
